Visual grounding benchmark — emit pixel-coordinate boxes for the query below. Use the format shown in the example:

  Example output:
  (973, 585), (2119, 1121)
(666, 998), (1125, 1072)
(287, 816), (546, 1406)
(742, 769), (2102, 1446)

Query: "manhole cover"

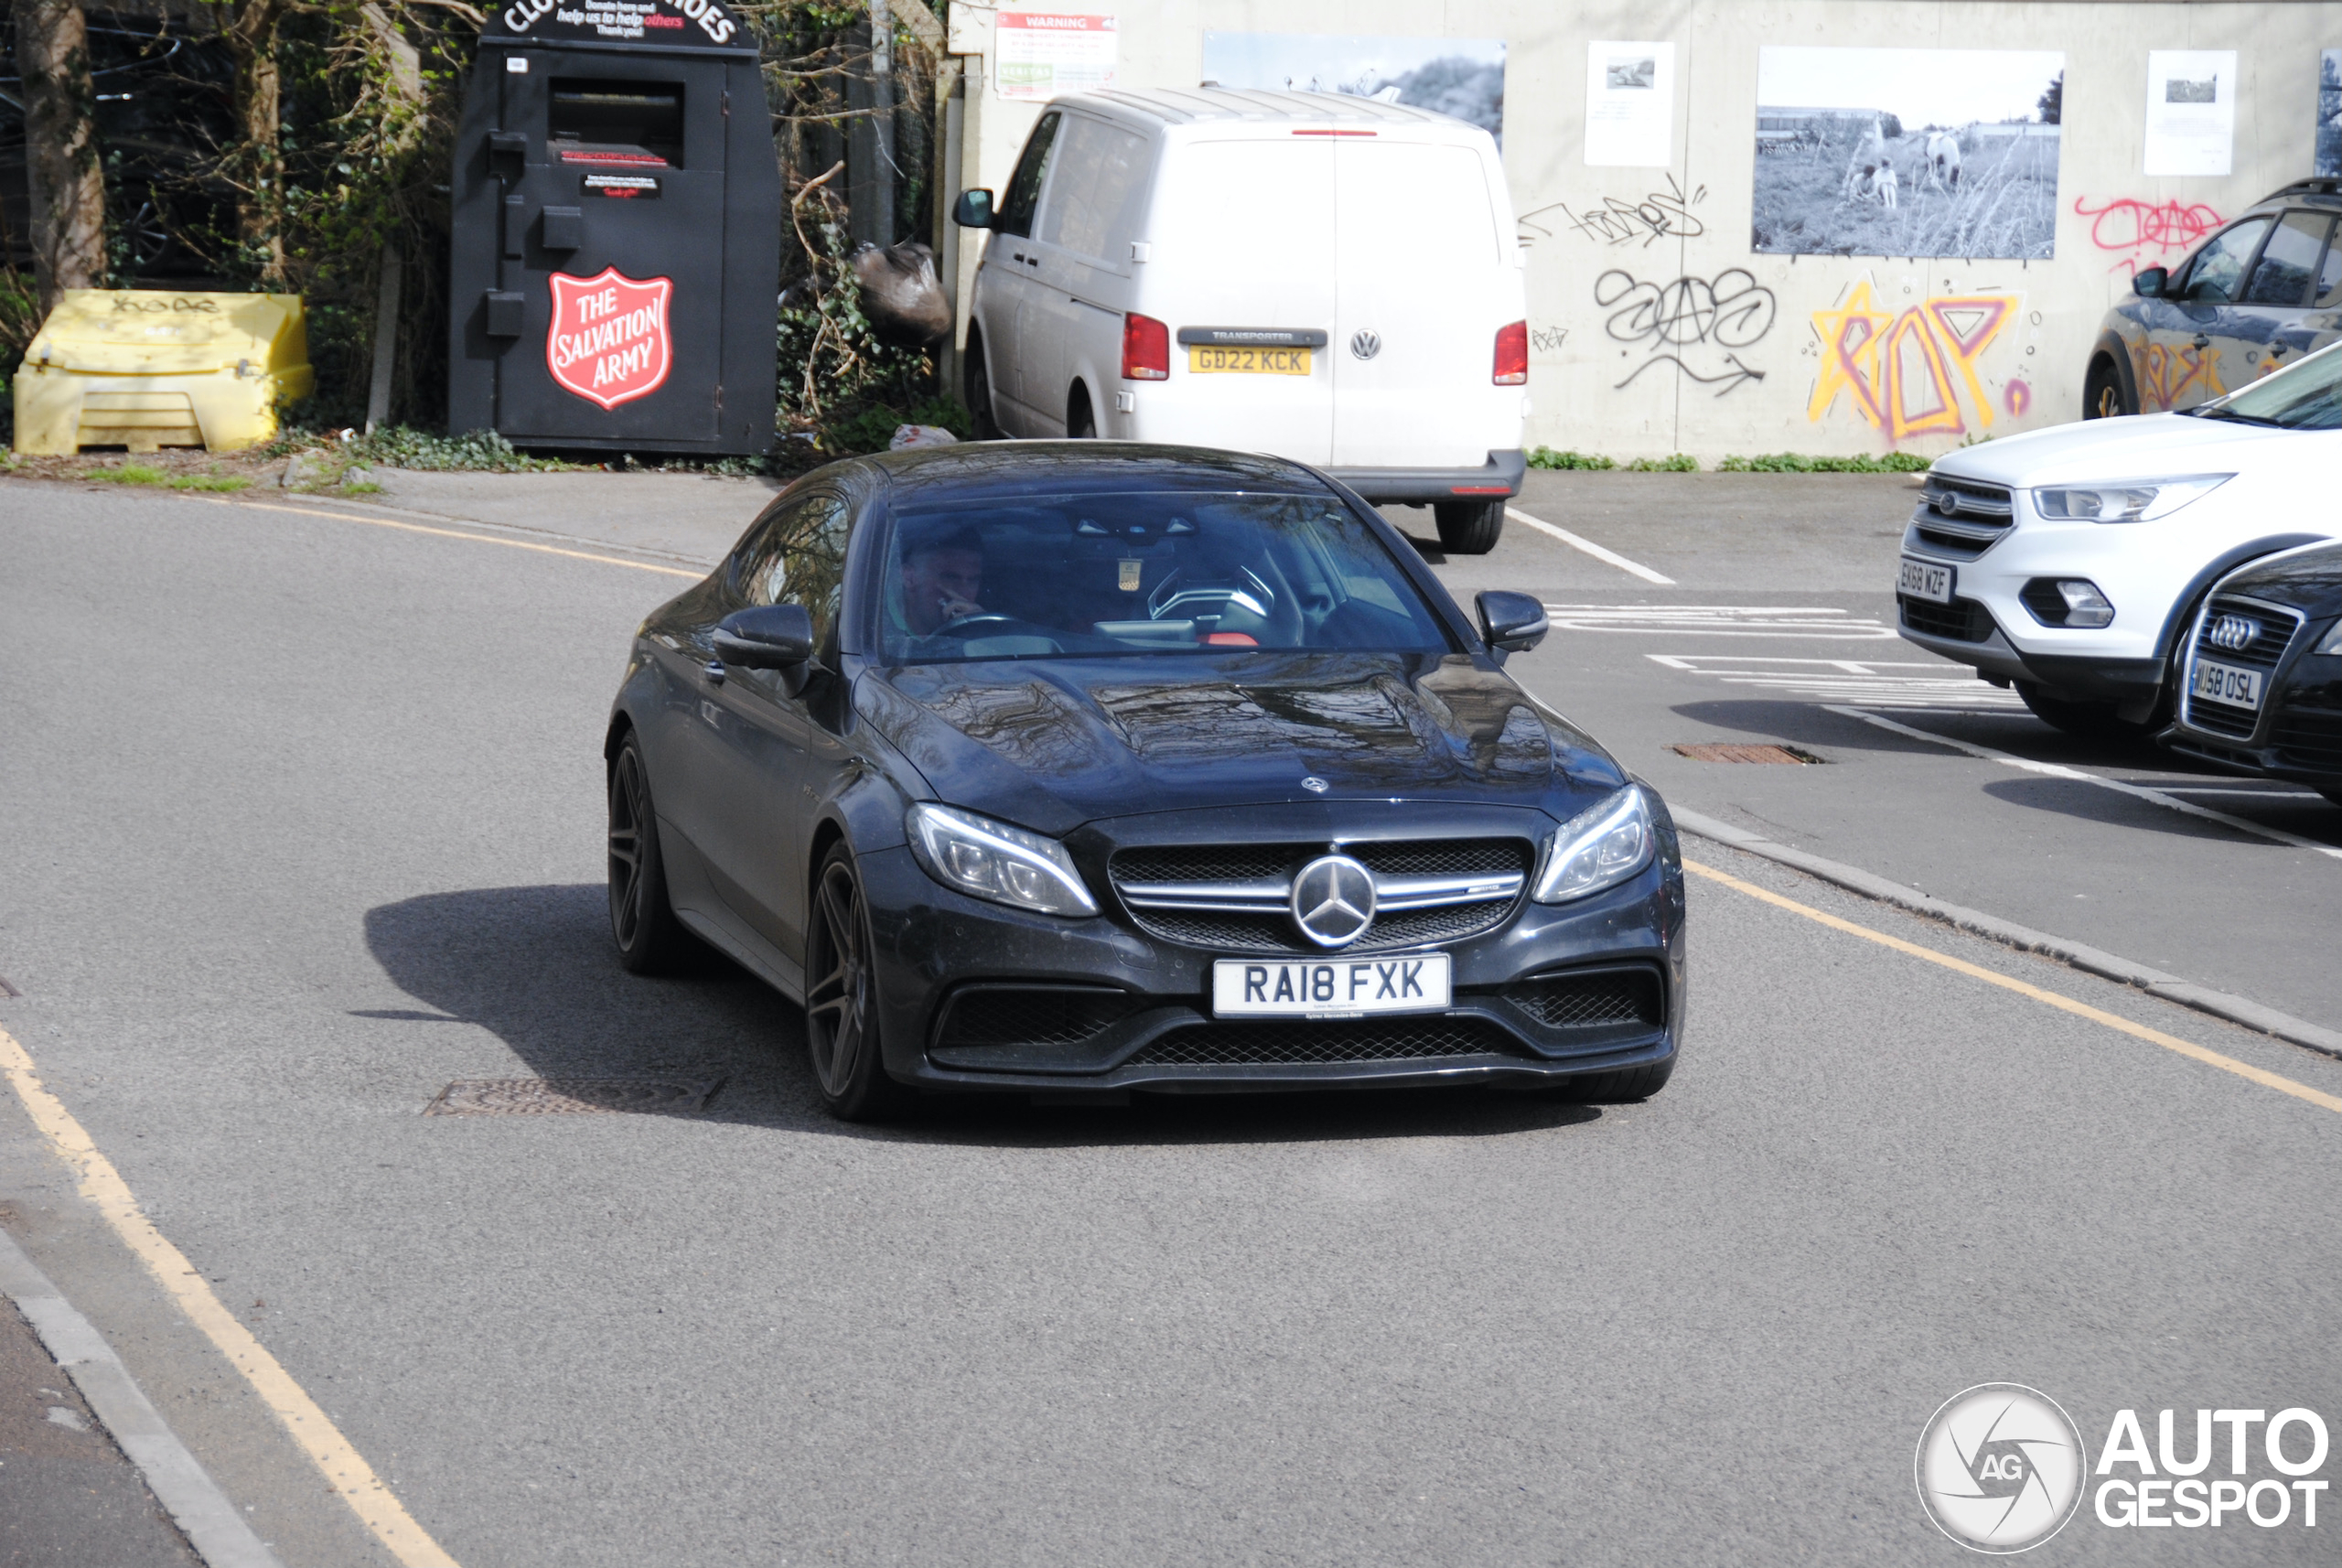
(1670, 742), (1825, 764)
(424, 1077), (721, 1116)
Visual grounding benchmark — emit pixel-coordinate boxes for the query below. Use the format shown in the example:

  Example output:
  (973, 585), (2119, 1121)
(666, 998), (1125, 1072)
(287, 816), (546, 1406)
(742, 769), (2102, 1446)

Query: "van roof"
(1061, 87), (1473, 132)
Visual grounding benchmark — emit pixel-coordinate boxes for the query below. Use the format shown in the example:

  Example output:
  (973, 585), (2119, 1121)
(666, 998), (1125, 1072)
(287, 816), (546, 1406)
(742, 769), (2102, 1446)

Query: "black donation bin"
(449, 0), (779, 455)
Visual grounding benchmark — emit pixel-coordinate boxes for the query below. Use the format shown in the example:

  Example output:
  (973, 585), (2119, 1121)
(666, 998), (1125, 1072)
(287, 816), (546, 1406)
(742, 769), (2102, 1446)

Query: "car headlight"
(2031, 475), (2230, 522)
(2318, 621), (2342, 657)
(906, 803), (1099, 917)
(1532, 787), (1654, 904)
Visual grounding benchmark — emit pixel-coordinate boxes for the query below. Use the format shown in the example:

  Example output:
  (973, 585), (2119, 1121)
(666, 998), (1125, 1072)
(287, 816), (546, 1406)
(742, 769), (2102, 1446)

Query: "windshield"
(876, 490), (1454, 664)
(2193, 339), (2342, 430)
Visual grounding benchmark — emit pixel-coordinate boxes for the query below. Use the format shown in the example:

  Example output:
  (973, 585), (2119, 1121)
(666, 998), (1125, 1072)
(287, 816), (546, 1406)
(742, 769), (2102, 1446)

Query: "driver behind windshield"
(896, 527), (986, 638)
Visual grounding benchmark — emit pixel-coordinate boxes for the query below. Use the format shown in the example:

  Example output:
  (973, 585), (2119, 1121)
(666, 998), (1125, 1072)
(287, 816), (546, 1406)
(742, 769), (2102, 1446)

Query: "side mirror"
(2132, 266), (2167, 299)
(952, 188), (995, 230)
(714, 603), (815, 677)
(1476, 590), (1548, 656)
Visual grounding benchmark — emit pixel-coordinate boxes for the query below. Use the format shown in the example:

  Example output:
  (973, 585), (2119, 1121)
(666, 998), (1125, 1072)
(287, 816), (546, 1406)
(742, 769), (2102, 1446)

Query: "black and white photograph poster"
(2317, 48), (2340, 177)
(2145, 49), (2237, 176)
(1200, 31), (1506, 148)
(1750, 47), (2064, 261)
(1585, 40), (1675, 166)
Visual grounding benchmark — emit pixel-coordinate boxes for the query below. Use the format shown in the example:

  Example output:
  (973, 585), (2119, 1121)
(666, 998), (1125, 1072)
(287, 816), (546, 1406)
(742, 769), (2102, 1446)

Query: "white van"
(951, 89), (1529, 553)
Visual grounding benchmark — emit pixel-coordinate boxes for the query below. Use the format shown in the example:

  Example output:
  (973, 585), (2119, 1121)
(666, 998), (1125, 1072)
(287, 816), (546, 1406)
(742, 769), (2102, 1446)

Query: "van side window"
(995, 113), (1061, 239)
(1037, 116), (1149, 262)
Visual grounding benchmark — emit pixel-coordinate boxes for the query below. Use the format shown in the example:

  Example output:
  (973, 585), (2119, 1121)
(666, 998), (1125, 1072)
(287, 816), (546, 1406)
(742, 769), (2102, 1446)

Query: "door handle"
(2190, 334), (2211, 349)
(704, 659), (726, 685)
(1022, 254), (1039, 267)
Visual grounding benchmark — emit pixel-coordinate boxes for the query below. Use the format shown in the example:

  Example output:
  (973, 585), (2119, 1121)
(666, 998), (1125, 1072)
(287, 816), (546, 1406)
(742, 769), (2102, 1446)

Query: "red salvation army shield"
(546, 267), (673, 410)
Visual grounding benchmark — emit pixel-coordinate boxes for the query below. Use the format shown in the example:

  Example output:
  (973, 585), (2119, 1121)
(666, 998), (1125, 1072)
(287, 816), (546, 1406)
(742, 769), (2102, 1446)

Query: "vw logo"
(2207, 614), (2259, 651)
(1290, 854), (1376, 949)
(1348, 329), (1381, 361)
(1933, 489), (1961, 517)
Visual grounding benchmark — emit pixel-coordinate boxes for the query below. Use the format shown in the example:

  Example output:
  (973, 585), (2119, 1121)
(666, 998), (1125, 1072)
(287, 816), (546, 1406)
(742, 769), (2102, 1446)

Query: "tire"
(608, 736), (689, 974)
(2084, 357), (2133, 420)
(803, 843), (911, 1122)
(964, 333), (1004, 440)
(2015, 681), (2158, 740)
(1550, 1057), (1673, 1104)
(1434, 500), (1505, 554)
(1066, 387), (1096, 439)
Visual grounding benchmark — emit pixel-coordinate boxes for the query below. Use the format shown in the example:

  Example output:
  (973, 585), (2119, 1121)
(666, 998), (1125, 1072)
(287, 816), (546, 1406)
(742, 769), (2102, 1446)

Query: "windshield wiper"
(2184, 405), (2286, 426)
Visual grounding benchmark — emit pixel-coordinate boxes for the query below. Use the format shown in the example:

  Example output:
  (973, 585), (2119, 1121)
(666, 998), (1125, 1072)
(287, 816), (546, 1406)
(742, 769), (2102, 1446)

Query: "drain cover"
(1671, 742), (1825, 764)
(424, 1077), (720, 1116)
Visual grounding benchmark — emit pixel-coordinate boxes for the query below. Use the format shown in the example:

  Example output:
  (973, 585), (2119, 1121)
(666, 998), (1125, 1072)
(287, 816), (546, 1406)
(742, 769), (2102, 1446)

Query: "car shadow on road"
(1979, 776), (2342, 844)
(1666, 698), (2225, 774)
(360, 884), (1603, 1148)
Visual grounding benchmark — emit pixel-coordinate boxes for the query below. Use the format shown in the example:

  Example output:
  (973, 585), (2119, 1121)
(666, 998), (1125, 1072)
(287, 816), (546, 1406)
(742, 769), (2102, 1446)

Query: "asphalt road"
(0, 473), (2337, 1566)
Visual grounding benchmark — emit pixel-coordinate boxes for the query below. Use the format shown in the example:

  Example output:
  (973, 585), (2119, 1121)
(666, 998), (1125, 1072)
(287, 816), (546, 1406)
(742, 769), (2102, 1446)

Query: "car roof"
(2245, 178), (2342, 215)
(1056, 86), (1468, 132)
(846, 441), (1340, 503)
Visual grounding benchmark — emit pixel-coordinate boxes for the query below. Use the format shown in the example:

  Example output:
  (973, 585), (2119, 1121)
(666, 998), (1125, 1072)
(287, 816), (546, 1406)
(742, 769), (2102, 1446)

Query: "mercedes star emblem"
(1349, 329), (1381, 361)
(1291, 854), (1376, 949)
(1301, 776), (1328, 794)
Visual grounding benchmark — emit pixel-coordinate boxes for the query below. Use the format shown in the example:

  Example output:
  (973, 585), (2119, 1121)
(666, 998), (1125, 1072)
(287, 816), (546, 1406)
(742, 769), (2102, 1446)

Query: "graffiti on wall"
(1806, 279), (2019, 442)
(1596, 266), (1775, 394)
(1520, 176), (1708, 249)
(2071, 196), (2224, 274)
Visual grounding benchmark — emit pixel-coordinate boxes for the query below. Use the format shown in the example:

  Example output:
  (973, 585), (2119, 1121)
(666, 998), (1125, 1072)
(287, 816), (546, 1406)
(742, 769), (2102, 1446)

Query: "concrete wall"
(945, 2), (2342, 460)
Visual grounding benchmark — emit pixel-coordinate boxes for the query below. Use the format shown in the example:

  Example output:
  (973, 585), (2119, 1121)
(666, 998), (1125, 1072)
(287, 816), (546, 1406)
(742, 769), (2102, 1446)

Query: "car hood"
(2218, 541), (2342, 620)
(855, 651), (1628, 836)
(1931, 412), (2294, 487)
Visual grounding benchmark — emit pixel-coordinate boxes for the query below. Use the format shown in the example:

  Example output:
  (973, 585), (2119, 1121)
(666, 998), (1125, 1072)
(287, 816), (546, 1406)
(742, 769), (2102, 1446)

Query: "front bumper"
(854, 802), (1686, 1098)
(1327, 449), (1526, 507)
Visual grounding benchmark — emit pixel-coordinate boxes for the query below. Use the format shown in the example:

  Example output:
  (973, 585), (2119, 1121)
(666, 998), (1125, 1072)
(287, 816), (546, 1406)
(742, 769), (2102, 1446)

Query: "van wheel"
(2085, 357), (2133, 419)
(1434, 500), (1505, 554)
(1066, 385), (1096, 438)
(964, 333), (1003, 439)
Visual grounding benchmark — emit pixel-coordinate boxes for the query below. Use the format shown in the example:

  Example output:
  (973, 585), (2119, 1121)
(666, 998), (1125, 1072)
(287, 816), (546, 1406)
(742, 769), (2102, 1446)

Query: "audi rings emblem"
(1290, 854), (1376, 949)
(1349, 329), (1381, 361)
(2207, 614), (2259, 651)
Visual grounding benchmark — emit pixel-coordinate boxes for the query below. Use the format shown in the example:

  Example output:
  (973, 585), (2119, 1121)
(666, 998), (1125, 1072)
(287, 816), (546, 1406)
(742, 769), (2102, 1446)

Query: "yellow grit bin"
(13, 290), (315, 455)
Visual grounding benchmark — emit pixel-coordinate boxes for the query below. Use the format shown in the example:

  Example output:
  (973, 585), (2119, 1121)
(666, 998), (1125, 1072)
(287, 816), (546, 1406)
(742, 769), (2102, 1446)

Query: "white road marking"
(1506, 508), (1675, 584)
(1646, 653), (2023, 710)
(1826, 706), (2342, 861)
(1548, 605), (1898, 639)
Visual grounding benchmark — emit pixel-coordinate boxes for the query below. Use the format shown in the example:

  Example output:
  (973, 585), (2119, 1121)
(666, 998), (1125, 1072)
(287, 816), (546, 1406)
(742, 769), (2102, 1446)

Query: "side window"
(1037, 116), (1149, 261)
(735, 491), (853, 655)
(2180, 218), (2272, 304)
(2317, 221), (2342, 306)
(994, 112), (1060, 239)
(2240, 212), (2336, 306)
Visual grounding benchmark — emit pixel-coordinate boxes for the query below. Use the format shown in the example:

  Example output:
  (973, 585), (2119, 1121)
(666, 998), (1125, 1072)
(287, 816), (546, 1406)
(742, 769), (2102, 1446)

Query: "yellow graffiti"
(1807, 280), (2017, 443)
(2137, 341), (2224, 411)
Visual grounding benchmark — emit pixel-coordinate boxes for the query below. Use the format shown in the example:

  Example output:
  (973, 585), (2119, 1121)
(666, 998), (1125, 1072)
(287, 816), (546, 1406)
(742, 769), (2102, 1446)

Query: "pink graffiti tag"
(2072, 197), (2225, 275)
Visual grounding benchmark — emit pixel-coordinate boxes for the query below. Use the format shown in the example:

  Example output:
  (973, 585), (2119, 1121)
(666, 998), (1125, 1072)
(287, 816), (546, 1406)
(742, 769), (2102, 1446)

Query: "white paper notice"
(1585, 41), (1674, 166)
(995, 12), (1117, 102)
(2143, 49), (2237, 177)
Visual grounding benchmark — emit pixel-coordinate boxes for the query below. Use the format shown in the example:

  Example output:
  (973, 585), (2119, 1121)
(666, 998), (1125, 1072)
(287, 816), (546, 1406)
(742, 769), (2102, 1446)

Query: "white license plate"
(1898, 556), (1954, 604)
(2192, 658), (2262, 710)
(1211, 954), (1451, 1018)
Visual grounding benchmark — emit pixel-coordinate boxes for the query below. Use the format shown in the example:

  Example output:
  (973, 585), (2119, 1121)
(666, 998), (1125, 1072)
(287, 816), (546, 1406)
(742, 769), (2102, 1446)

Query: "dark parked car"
(605, 443), (1684, 1119)
(2163, 540), (2342, 803)
(2086, 178), (2342, 420)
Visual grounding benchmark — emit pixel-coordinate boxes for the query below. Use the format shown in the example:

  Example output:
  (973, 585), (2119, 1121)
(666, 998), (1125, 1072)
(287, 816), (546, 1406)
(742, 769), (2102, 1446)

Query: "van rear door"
(1331, 138), (1509, 468)
(1147, 137), (1336, 463)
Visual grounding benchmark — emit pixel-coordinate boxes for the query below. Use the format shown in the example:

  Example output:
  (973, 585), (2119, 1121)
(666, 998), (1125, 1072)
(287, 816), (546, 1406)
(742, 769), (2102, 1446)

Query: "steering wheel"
(930, 612), (1026, 639)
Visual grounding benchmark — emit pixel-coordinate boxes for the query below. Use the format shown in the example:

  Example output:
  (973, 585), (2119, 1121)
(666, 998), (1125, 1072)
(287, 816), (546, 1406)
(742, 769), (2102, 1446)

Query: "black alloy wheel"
(2085, 358), (2133, 419)
(1434, 499), (1505, 554)
(964, 334), (1004, 440)
(608, 736), (687, 973)
(803, 844), (909, 1121)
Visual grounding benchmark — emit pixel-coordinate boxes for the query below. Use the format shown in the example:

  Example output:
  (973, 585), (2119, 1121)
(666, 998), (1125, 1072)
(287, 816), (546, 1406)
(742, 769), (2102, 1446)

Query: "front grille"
(1127, 1015), (1524, 1067)
(2272, 708), (2342, 773)
(1508, 968), (1663, 1030)
(1900, 596), (1996, 643)
(2185, 594), (2303, 738)
(1910, 476), (2015, 559)
(939, 987), (1136, 1048)
(1109, 837), (1533, 954)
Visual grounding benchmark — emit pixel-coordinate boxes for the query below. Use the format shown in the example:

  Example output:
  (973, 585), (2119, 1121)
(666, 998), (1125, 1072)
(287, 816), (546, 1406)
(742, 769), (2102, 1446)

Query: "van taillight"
(1123, 313), (1170, 381)
(1493, 320), (1528, 385)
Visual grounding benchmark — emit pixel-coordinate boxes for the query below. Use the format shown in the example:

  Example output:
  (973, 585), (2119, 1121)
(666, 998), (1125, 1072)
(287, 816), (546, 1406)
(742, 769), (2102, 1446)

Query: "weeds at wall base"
(1531, 444), (1931, 474)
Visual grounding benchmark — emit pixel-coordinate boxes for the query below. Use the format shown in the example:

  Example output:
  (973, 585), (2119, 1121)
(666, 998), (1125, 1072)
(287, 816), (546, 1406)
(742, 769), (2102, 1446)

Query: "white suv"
(1896, 340), (2342, 735)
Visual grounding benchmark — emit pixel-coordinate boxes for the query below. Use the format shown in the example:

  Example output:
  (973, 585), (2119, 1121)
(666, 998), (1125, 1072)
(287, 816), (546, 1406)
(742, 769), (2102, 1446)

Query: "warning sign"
(546, 267), (672, 410)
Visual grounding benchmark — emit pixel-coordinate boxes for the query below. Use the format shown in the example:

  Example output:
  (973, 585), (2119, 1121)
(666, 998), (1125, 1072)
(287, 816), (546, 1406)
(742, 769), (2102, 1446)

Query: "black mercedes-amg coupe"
(605, 443), (1684, 1119)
